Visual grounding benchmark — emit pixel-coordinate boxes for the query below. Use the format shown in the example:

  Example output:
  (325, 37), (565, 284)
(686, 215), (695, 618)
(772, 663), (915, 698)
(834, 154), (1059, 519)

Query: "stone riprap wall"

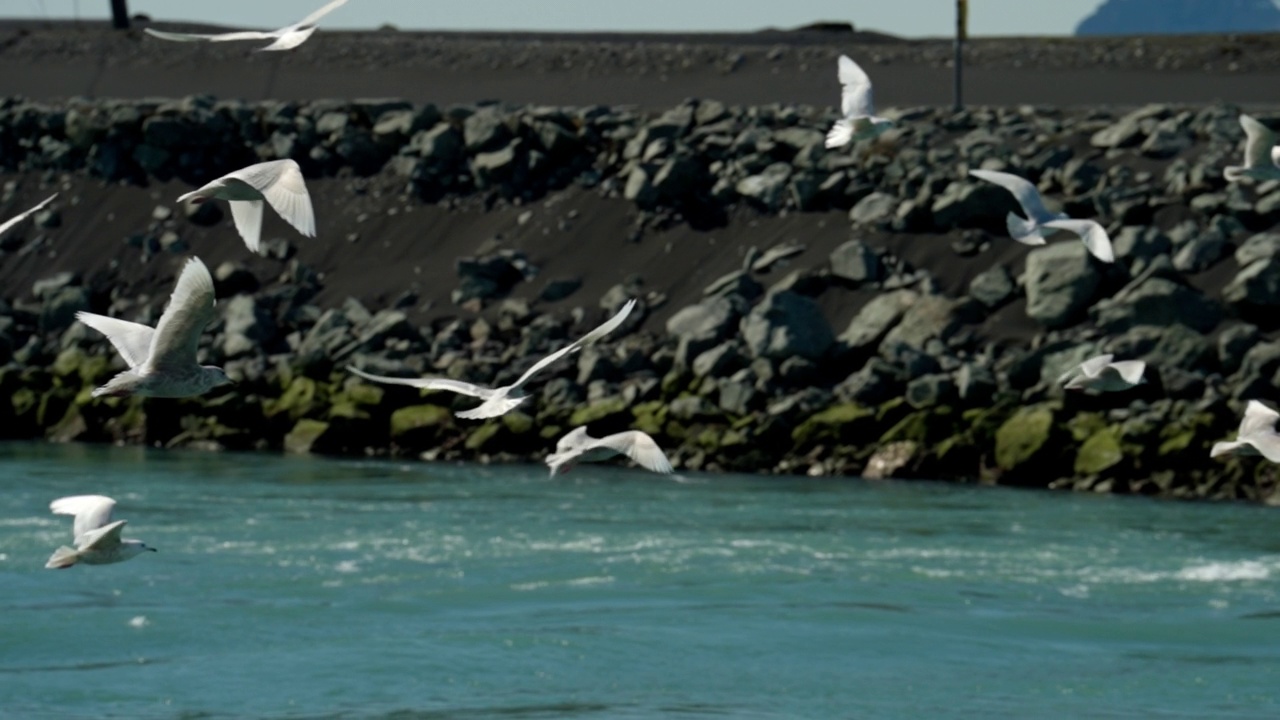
(0, 94), (1278, 503)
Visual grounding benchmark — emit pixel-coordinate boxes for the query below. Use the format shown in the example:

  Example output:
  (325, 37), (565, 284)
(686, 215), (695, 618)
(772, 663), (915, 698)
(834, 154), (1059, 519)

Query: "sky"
(6, 0), (1109, 38)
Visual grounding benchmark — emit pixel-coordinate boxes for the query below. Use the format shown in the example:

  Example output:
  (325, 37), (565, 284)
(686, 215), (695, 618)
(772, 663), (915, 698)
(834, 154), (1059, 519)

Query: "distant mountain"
(1076, 0), (1280, 35)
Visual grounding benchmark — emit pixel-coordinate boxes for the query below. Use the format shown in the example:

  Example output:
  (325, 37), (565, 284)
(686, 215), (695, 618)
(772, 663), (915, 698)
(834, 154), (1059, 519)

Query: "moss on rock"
(570, 396), (629, 426)
(264, 377), (320, 420)
(1075, 428), (1124, 475)
(284, 419), (332, 454)
(995, 404), (1056, 473)
(389, 404), (453, 447)
(791, 403), (875, 448)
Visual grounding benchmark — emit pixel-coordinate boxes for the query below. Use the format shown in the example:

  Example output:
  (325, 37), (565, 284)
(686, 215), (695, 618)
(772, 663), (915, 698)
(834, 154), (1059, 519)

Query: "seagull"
(350, 300), (637, 420)
(143, 0), (350, 52)
(0, 193), (57, 240)
(968, 169), (1115, 263)
(45, 495), (156, 569)
(1211, 400), (1280, 462)
(1224, 114), (1280, 182)
(77, 257), (232, 398)
(1059, 354), (1146, 393)
(177, 159), (315, 254)
(825, 55), (892, 149)
(545, 427), (674, 476)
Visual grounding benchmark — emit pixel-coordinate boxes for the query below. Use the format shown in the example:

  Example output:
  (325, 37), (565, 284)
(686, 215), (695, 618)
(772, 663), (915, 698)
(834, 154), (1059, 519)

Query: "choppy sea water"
(0, 441), (1277, 719)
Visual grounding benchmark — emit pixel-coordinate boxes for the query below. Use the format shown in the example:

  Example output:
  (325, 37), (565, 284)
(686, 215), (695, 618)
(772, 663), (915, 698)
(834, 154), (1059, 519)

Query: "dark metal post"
(110, 0), (130, 29)
(954, 0), (967, 111)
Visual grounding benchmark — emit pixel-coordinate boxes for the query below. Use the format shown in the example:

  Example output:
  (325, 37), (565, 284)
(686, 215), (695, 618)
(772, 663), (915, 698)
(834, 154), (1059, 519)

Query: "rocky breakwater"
(0, 94), (1278, 503)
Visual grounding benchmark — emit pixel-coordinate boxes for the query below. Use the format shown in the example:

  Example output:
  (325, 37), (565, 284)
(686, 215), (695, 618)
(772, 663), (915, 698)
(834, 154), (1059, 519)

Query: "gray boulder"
(1224, 258), (1280, 309)
(222, 295), (276, 358)
(968, 265), (1016, 308)
(667, 296), (745, 360)
(1023, 242), (1100, 328)
(879, 295), (963, 353)
(741, 291), (834, 362)
(848, 192), (897, 226)
(736, 163), (792, 210)
(1091, 277), (1222, 333)
(839, 289), (919, 352)
(829, 240), (884, 284)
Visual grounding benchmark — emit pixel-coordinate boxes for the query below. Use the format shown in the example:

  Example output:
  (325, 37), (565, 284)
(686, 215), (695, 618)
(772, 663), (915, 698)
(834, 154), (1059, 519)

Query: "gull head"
(201, 366), (235, 391)
(123, 540), (157, 559)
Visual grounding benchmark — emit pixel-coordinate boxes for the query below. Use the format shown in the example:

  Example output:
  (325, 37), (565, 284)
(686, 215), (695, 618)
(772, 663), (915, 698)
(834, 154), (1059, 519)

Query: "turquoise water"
(0, 442), (1278, 719)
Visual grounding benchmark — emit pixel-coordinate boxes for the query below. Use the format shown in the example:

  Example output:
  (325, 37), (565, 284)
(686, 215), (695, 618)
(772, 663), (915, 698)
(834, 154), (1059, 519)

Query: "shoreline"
(0, 31), (1278, 502)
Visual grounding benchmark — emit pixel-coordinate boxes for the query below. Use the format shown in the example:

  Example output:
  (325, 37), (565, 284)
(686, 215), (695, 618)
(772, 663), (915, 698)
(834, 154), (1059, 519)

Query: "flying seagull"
(177, 159), (315, 254)
(144, 0), (351, 52)
(77, 257), (232, 398)
(0, 193), (57, 240)
(350, 300), (637, 420)
(1059, 354), (1146, 393)
(545, 427), (674, 476)
(825, 55), (892, 149)
(1224, 114), (1280, 183)
(46, 495), (156, 569)
(1210, 400), (1280, 462)
(968, 168), (1115, 263)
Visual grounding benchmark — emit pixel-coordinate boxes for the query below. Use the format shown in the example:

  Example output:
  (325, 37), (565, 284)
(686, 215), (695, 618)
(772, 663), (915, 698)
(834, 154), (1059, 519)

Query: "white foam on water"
(1176, 560), (1271, 582)
(128, 615), (149, 628)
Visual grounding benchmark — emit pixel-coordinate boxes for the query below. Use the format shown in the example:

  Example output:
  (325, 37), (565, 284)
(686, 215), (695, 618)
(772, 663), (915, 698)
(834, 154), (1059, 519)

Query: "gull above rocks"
(969, 168), (1115, 263)
(144, 0), (350, 52)
(1059, 354), (1146, 393)
(1224, 114), (1280, 183)
(545, 427), (674, 476)
(0, 193), (57, 240)
(825, 55), (892, 149)
(46, 495), (156, 569)
(1211, 400), (1280, 462)
(350, 299), (637, 420)
(77, 257), (232, 399)
(177, 159), (315, 254)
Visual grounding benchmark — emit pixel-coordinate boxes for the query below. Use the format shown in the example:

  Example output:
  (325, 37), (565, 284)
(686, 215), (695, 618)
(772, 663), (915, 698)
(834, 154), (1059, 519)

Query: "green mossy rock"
(327, 401), (369, 421)
(343, 382), (385, 407)
(284, 419), (332, 454)
(264, 377), (320, 420)
(390, 404), (453, 441)
(502, 411), (534, 436)
(879, 407), (955, 445)
(570, 396), (629, 426)
(1067, 412), (1107, 443)
(1075, 428), (1124, 475)
(465, 422), (502, 451)
(995, 404), (1056, 472)
(791, 403), (875, 448)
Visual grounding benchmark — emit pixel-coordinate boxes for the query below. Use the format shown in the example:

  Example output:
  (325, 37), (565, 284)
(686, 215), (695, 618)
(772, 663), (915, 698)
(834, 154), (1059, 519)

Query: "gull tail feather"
(46, 546), (79, 569)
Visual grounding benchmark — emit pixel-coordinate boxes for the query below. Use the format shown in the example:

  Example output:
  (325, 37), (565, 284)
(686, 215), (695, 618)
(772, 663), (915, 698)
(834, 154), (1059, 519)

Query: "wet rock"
(735, 163), (792, 210)
(666, 296), (745, 360)
(740, 291), (833, 362)
(1024, 242), (1100, 328)
(838, 289), (918, 352)
(835, 358), (904, 406)
(829, 240), (883, 284)
(879, 295), (963, 353)
(968, 265), (1016, 308)
(222, 295), (276, 358)
(1224, 258), (1280, 310)
(848, 192), (897, 226)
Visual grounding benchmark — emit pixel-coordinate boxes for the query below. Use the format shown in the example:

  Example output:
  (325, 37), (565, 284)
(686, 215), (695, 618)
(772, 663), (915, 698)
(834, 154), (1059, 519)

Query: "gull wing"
(1240, 114), (1278, 170)
(599, 431), (674, 474)
(1041, 218), (1114, 263)
(147, 258), (217, 372)
(837, 55), (876, 119)
(510, 299), (637, 390)
(228, 200), (265, 253)
(554, 426), (593, 454)
(1210, 439), (1250, 459)
(1108, 360), (1146, 386)
(50, 495), (116, 542)
(294, 0), (351, 29)
(144, 28), (279, 43)
(347, 366), (496, 400)
(1239, 400), (1280, 437)
(1059, 354), (1114, 384)
(227, 160), (315, 238)
(257, 28), (319, 52)
(77, 520), (127, 552)
(969, 169), (1056, 225)
(0, 193), (57, 238)
(75, 312), (155, 369)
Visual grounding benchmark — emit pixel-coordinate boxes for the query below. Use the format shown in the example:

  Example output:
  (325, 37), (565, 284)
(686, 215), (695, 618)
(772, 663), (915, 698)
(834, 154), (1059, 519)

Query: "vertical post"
(110, 0), (130, 30)
(954, 0), (967, 111)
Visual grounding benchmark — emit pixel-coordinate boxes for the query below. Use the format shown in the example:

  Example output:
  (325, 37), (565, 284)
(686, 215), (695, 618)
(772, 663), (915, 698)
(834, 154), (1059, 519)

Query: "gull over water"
(46, 495), (156, 569)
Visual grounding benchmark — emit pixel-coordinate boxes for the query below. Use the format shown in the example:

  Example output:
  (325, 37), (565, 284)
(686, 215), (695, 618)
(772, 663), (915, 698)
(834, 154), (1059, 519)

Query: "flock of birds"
(0, 0), (1276, 568)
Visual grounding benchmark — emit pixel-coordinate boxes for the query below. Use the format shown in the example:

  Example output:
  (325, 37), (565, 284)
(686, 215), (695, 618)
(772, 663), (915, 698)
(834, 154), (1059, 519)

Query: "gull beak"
(148, 548), (158, 552)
